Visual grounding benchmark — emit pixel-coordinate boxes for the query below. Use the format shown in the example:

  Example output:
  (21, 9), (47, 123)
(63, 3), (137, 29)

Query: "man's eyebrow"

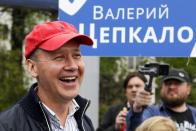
(73, 48), (81, 52)
(51, 50), (64, 54)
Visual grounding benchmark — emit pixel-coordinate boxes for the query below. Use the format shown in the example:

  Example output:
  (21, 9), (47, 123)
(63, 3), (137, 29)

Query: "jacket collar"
(20, 83), (45, 122)
(20, 83), (90, 129)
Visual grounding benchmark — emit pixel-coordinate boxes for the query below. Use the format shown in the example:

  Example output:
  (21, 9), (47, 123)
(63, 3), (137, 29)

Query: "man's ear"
(25, 59), (38, 78)
(187, 84), (191, 96)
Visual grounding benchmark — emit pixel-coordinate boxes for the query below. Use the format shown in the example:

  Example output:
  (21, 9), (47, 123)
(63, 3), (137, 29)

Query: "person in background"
(136, 116), (177, 131)
(0, 21), (94, 131)
(127, 68), (196, 131)
(97, 72), (147, 131)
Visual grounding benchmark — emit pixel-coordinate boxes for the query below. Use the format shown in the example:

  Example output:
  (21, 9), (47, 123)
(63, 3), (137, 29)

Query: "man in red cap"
(0, 21), (94, 131)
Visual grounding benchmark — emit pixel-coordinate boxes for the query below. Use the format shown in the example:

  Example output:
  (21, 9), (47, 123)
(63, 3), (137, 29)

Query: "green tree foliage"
(0, 49), (27, 111)
(0, 7), (57, 111)
(0, 24), (9, 40)
(99, 57), (126, 122)
(100, 57), (125, 104)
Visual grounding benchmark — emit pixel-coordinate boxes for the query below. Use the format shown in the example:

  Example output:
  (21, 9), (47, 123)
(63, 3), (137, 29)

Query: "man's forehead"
(55, 44), (80, 53)
(43, 47), (80, 55)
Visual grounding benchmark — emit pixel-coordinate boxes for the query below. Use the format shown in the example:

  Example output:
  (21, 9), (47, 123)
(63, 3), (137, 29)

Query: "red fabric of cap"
(25, 21), (93, 59)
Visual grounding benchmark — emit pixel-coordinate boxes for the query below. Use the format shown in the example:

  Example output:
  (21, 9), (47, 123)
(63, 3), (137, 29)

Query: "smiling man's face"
(27, 40), (84, 103)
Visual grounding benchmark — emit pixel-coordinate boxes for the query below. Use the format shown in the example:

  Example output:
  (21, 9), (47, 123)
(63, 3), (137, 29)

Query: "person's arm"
(132, 90), (152, 112)
(126, 90), (153, 131)
(126, 105), (160, 131)
(142, 105), (160, 120)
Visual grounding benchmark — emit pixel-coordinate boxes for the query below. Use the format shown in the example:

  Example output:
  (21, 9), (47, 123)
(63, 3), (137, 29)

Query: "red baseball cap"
(25, 21), (93, 59)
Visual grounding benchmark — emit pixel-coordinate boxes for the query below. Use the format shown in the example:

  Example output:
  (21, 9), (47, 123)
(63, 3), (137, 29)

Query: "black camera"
(139, 62), (169, 76)
(138, 62), (169, 92)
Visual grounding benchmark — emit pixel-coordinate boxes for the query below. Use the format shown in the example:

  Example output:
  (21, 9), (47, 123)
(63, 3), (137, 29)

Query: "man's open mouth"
(59, 76), (77, 83)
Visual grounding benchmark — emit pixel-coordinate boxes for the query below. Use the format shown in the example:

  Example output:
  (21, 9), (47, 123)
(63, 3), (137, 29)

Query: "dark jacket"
(97, 103), (127, 131)
(0, 83), (94, 131)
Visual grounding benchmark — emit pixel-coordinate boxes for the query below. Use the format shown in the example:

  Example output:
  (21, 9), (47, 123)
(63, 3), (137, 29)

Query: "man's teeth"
(60, 76), (76, 81)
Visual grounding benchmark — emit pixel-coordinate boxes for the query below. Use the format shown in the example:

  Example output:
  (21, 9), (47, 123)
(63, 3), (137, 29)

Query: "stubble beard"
(160, 93), (188, 108)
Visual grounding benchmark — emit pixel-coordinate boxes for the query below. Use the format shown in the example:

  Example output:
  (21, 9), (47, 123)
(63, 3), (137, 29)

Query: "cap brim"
(163, 76), (186, 82)
(39, 33), (93, 51)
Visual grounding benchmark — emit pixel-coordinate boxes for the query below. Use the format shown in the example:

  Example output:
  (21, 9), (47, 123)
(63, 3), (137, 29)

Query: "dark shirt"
(166, 108), (196, 131)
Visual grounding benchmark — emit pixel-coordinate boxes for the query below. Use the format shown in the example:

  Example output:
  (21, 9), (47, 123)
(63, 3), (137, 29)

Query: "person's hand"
(133, 90), (152, 112)
(115, 108), (128, 130)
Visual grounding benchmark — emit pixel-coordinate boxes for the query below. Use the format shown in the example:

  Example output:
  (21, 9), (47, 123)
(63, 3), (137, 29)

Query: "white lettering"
(105, 8), (115, 20)
(143, 27), (158, 43)
(93, 6), (103, 20)
(146, 8), (156, 19)
(178, 26), (193, 43)
(127, 8), (134, 20)
(129, 27), (142, 43)
(136, 8), (145, 19)
(113, 27), (126, 43)
(100, 27), (110, 43)
(79, 23), (97, 48)
(159, 27), (174, 43)
(115, 8), (125, 20)
(159, 4), (169, 19)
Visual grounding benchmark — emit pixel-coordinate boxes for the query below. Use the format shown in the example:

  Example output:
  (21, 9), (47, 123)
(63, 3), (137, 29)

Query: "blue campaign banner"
(58, 0), (196, 57)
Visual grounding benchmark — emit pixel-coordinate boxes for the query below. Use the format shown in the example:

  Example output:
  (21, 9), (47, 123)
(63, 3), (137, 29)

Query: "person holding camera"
(97, 72), (147, 131)
(127, 68), (196, 131)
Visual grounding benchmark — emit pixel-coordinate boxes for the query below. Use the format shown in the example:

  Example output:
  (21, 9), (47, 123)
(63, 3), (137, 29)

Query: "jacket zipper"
(81, 100), (90, 131)
(39, 101), (52, 131)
